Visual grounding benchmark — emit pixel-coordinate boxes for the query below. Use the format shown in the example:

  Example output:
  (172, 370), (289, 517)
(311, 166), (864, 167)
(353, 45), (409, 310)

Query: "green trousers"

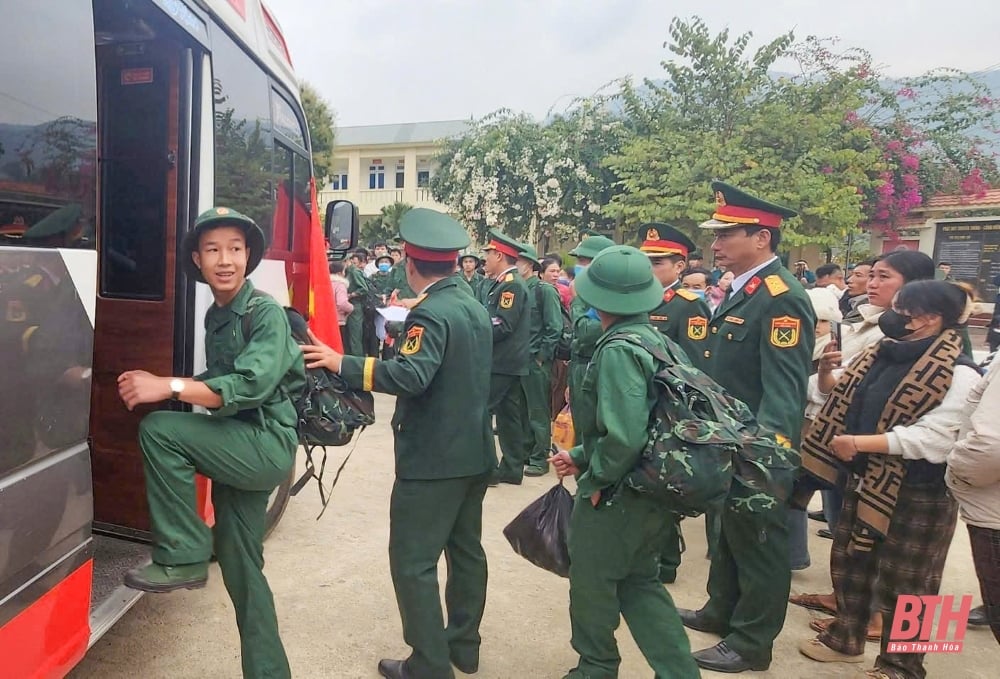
(389, 475), (490, 679)
(658, 502), (722, 580)
(700, 504), (790, 663)
(139, 411), (295, 679)
(567, 491), (699, 679)
(488, 374), (531, 481)
(522, 358), (552, 468)
(344, 309), (364, 356)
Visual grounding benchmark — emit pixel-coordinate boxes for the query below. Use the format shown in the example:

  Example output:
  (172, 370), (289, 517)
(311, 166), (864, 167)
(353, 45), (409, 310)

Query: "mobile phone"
(831, 321), (842, 347)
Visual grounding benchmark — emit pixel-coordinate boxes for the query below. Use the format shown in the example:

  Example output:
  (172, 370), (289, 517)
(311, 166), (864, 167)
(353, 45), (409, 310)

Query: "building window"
(395, 161), (405, 189)
(417, 170), (430, 188)
(331, 173), (348, 190)
(368, 164), (384, 189)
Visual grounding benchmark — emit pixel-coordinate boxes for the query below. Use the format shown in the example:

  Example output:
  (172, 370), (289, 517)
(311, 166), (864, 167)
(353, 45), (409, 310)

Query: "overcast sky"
(276, 0), (1000, 127)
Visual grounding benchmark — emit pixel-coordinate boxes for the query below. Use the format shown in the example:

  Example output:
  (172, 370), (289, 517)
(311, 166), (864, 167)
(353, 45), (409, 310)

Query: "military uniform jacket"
(568, 317), (666, 497)
(705, 259), (815, 447)
(526, 276), (563, 363)
(649, 281), (712, 372)
(480, 268), (531, 376)
(340, 277), (495, 480)
(196, 281), (306, 432)
(569, 295), (603, 363)
(460, 271), (486, 298)
(387, 261), (416, 299)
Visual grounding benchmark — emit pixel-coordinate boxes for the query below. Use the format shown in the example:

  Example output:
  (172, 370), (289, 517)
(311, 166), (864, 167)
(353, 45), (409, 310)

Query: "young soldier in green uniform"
(517, 244), (563, 476)
(636, 223), (716, 584)
(301, 208), (494, 679)
(479, 229), (533, 485)
(678, 182), (815, 673)
(370, 253), (396, 300)
(458, 252), (485, 298)
(550, 245), (699, 679)
(117, 207), (305, 679)
(566, 235), (616, 411)
(344, 248), (370, 355)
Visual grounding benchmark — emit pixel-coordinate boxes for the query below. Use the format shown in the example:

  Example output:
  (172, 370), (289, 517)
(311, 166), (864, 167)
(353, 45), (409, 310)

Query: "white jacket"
(947, 359), (1000, 529)
(886, 364), (979, 463)
(805, 304), (887, 418)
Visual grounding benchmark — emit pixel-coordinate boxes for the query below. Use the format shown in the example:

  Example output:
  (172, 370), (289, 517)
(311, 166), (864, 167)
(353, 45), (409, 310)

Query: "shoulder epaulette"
(411, 293), (428, 308)
(764, 275), (789, 297)
(504, 273), (515, 283)
(675, 288), (698, 302)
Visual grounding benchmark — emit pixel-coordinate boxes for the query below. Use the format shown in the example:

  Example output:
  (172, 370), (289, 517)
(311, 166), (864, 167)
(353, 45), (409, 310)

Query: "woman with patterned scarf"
(792, 280), (980, 679)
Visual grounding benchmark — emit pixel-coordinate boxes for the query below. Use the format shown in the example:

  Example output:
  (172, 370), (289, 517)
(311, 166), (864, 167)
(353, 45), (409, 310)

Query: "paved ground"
(72, 392), (998, 678)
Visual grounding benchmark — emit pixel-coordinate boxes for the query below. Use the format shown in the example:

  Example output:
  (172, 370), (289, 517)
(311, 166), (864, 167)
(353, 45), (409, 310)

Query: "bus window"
(0, 3), (97, 250)
(210, 26), (274, 246)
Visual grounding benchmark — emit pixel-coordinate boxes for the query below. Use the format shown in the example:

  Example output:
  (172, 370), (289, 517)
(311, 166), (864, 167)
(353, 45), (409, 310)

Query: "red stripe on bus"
(0, 560), (92, 679)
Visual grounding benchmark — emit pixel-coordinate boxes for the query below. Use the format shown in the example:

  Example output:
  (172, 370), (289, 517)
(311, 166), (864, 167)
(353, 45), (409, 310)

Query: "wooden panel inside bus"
(90, 44), (181, 533)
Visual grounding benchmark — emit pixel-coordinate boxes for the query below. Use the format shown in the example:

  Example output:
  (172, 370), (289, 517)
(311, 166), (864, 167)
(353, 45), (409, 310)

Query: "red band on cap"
(404, 242), (460, 262)
(712, 205), (783, 228)
(641, 239), (689, 257)
(487, 239), (520, 258)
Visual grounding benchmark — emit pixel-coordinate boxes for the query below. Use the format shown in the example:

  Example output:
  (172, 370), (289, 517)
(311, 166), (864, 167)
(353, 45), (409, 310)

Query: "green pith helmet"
(574, 245), (663, 315)
(569, 235), (616, 260)
(700, 180), (798, 230)
(518, 244), (541, 267)
(183, 207), (266, 283)
(397, 208), (470, 260)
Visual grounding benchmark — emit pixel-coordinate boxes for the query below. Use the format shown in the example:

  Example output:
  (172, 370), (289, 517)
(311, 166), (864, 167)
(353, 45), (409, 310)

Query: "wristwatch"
(170, 378), (185, 401)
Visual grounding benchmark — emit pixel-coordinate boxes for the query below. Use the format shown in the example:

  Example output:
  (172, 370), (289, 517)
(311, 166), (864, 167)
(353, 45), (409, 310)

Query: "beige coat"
(947, 358), (1000, 530)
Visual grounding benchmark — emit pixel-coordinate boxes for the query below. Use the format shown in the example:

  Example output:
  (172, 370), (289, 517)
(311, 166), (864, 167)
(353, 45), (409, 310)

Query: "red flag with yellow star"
(307, 177), (342, 351)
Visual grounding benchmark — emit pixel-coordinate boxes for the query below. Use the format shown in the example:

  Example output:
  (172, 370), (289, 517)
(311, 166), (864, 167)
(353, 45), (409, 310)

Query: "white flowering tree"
(431, 103), (627, 248)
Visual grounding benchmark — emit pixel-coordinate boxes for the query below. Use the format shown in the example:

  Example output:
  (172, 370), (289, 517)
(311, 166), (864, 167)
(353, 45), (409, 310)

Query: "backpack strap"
(240, 288), (271, 342)
(604, 331), (672, 364)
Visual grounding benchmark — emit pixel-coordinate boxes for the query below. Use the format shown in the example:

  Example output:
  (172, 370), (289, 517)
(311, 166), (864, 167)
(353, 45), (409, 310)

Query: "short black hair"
(500, 253), (518, 266)
(938, 261), (951, 267)
(373, 242), (387, 249)
(540, 256), (561, 273)
(895, 280), (970, 329)
(328, 260), (346, 275)
(411, 258), (456, 278)
(744, 226), (781, 252)
(877, 250), (935, 283)
(815, 263), (842, 279)
(682, 267), (712, 281)
(389, 246), (402, 254)
(545, 252), (563, 267)
(854, 258), (876, 268)
(650, 253), (686, 265)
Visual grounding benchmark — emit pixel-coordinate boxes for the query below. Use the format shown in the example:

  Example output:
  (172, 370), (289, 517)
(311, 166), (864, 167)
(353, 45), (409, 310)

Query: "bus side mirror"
(324, 200), (358, 254)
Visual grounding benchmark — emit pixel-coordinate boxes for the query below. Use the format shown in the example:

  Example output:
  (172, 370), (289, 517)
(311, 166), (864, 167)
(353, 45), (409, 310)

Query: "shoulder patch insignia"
(504, 273), (515, 283)
(400, 325), (424, 355)
(675, 288), (698, 302)
(764, 275), (789, 297)
(769, 315), (801, 348)
(499, 291), (515, 309)
(663, 288), (676, 303)
(744, 276), (762, 296)
(687, 316), (708, 340)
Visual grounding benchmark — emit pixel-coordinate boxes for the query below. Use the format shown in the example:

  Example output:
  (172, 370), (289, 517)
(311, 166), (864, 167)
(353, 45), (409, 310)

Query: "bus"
(0, 1), (354, 676)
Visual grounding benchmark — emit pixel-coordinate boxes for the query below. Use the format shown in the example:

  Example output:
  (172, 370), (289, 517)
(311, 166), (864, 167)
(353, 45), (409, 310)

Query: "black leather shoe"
(692, 641), (770, 673)
(968, 604), (990, 627)
(677, 607), (728, 635)
(817, 528), (834, 539)
(377, 659), (411, 679)
(808, 510), (826, 522)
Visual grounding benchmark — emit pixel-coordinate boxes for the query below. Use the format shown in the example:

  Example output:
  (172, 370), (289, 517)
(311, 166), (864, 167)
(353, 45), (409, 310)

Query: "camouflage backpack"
(243, 290), (376, 515)
(606, 332), (798, 516)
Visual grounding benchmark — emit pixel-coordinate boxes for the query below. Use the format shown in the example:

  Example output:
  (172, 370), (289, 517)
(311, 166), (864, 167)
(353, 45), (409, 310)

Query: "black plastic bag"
(503, 482), (574, 578)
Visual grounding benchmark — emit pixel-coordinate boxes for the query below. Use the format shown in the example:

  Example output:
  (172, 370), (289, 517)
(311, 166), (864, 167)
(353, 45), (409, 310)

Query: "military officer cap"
(182, 207), (266, 283)
(481, 228), (525, 259)
(23, 203), (84, 240)
(575, 245), (663, 315)
(700, 181), (797, 230)
(638, 222), (696, 259)
(569, 235), (615, 260)
(518, 244), (542, 268)
(397, 208), (470, 262)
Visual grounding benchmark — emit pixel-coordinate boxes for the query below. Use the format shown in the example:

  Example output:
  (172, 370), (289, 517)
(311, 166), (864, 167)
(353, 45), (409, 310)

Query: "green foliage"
(300, 82), (337, 185)
(361, 201), (413, 245)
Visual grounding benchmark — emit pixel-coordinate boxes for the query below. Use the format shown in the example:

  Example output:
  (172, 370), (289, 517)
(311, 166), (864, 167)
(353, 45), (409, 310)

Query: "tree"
(605, 17), (881, 249)
(361, 202), (413, 245)
(301, 82), (337, 186)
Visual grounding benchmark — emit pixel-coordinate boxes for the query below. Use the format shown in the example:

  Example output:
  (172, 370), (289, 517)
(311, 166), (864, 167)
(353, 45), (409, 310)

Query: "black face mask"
(878, 309), (913, 340)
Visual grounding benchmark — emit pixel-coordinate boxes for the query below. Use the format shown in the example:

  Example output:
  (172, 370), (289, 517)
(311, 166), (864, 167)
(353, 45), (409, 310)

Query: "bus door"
(91, 11), (197, 536)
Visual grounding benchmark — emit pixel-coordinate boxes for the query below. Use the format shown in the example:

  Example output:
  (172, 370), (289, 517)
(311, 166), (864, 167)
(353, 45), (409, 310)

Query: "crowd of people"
(116, 181), (999, 679)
